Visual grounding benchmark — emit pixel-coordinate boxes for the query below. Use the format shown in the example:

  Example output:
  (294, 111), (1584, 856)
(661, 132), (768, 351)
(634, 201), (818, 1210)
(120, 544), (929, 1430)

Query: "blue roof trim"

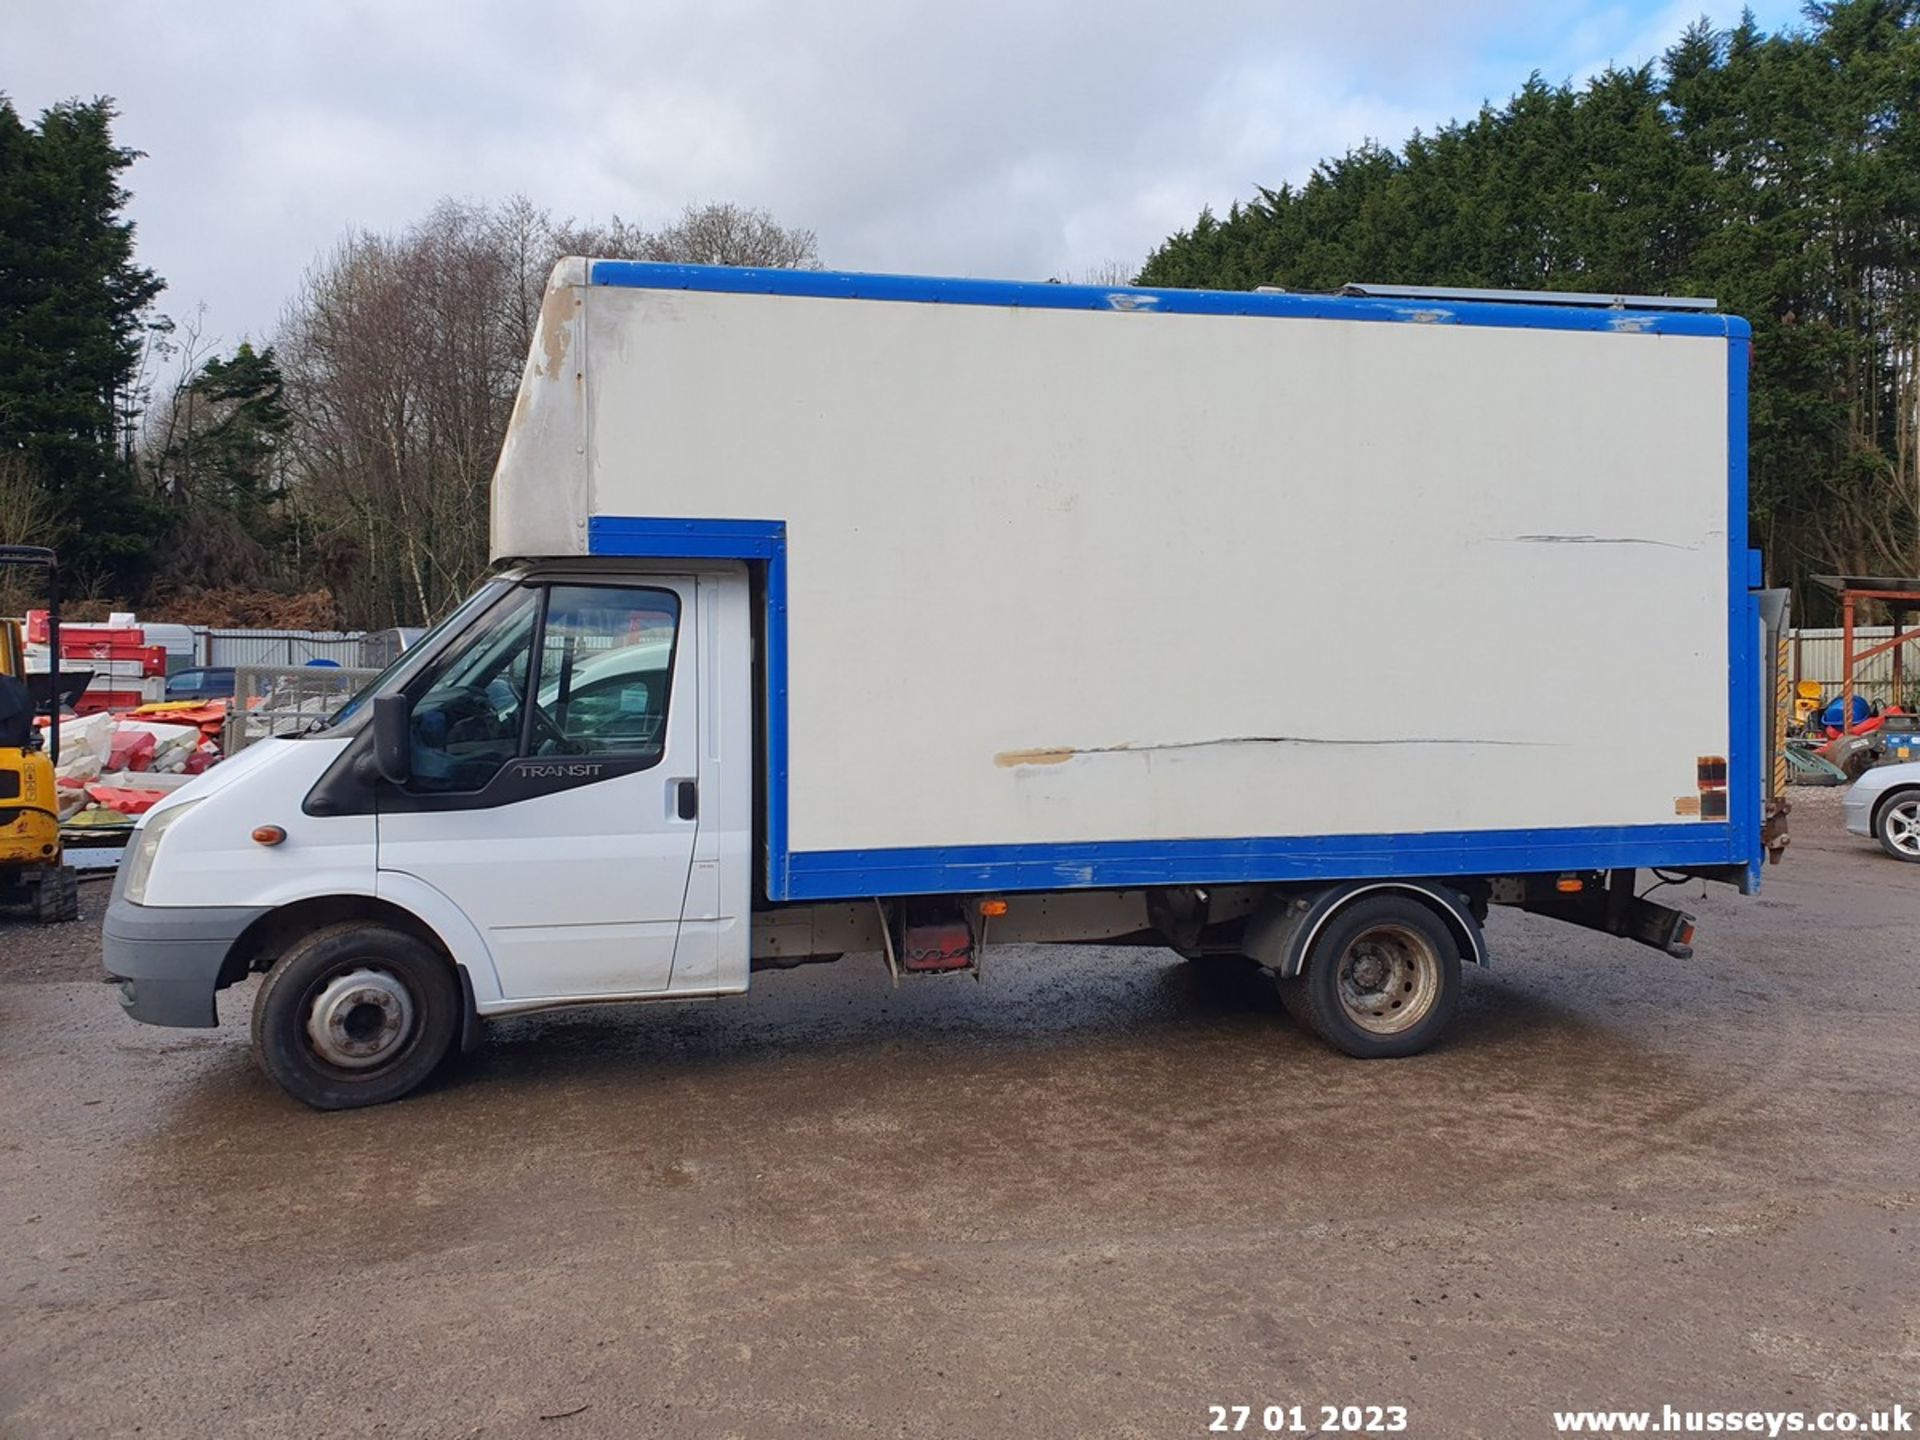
(589, 260), (1749, 339)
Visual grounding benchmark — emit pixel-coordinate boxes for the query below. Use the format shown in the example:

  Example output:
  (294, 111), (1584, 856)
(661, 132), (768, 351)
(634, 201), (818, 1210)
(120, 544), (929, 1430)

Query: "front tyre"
(250, 923), (459, 1110)
(1275, 895), (1461, 1059)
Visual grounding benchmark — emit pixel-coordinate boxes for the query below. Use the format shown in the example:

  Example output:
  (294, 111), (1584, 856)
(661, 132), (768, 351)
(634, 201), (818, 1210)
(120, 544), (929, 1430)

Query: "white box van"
(104, 261), (1785, 1108)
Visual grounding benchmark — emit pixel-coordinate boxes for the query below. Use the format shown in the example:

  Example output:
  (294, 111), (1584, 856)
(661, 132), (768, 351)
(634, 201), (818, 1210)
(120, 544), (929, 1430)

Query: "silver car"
(1843, 761), (1920, 861)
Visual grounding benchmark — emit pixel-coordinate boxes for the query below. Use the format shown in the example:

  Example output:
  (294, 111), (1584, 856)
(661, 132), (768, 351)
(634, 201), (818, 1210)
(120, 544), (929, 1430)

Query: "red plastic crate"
(26, 610), (145, 647)
(75, 690), (149, 716)
(62, 642), (165, 676)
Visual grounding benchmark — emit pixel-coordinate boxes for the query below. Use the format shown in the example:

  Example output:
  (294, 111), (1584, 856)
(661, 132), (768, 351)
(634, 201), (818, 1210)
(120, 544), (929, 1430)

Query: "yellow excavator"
(0, 547), (78, 922)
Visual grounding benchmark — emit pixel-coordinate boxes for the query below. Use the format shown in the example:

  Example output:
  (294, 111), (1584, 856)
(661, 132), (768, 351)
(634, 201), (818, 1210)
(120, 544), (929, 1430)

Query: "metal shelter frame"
(1812, 575), (1920, 729)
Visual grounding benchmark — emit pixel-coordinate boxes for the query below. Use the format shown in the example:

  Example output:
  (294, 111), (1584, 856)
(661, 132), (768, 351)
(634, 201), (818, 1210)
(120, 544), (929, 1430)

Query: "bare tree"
(278, 205), (512, 627)
(0, 453), (56, 612)
(1071, 259), (1140, 288)
(138, 306), (217, 506)
(276, 196), (820, 628)
(636, 202), (820, 269)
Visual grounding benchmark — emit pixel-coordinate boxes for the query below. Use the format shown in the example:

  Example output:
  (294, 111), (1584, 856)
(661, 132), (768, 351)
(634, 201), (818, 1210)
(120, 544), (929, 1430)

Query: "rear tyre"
(1875, 790), (1920, 863)
(250, 923), (459, 1110)
(1274, 895), (1461, 1059)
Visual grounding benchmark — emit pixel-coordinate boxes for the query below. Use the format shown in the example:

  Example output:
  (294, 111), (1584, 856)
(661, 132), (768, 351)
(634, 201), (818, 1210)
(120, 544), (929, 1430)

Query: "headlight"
(121, 799), (202, 905)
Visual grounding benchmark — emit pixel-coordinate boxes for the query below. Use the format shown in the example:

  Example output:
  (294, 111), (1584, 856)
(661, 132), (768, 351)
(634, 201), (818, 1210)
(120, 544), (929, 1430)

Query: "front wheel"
(250, 923), (460, 1110)
(1876, 790), (1920, 863)
(1274, 895), (1461, 1058)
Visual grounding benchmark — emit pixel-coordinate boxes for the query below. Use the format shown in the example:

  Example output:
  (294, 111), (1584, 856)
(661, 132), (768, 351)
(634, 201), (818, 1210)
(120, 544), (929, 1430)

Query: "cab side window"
(401, 583), (681, 794)
(532, 587), (679, 760)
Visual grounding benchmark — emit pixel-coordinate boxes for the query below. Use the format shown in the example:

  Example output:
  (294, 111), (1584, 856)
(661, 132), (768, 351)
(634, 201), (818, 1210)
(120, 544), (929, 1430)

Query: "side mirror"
(371, 693), (413, 786)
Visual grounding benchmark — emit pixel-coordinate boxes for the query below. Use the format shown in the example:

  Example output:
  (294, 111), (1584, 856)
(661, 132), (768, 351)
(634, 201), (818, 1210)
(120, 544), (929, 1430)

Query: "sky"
(7, 0), (1805, 354)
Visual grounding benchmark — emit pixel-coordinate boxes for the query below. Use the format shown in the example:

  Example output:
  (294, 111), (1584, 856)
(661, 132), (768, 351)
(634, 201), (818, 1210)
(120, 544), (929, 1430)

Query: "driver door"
(376, 579), (700, 1001)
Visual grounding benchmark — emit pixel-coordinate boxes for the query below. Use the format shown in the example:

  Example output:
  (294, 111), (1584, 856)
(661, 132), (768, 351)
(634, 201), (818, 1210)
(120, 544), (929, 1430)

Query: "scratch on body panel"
(996, 735), (1545, 767)
(1504, 534), (1699, 550)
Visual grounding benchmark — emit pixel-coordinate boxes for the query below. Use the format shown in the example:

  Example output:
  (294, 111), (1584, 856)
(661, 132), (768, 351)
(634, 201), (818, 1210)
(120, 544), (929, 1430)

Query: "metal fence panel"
(205, 629), (368, 669)
(1787, 626), (1910, 704)
(224, 664), (380, 751)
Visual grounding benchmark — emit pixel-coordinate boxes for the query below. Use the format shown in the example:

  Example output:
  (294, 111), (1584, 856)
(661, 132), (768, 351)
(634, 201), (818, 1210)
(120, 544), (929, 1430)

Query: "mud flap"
(457, 964), (483, 1054)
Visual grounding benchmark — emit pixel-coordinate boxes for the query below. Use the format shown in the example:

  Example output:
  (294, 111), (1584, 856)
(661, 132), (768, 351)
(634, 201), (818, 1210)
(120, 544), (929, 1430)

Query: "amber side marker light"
(252, 825), (287, 846)
(1555, 876), (1584, 893)
(979, 899), (1008, 917)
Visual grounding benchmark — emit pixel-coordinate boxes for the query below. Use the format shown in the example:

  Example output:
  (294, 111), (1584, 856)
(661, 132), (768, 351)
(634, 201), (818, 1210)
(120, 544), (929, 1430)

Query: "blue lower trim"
(587, 517), (790, 892)
(781, 824), (1745, 900)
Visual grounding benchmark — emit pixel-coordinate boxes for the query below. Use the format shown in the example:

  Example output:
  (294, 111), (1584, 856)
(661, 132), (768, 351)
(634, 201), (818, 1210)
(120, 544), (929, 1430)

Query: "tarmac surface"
(2, 786), (1916, 1438)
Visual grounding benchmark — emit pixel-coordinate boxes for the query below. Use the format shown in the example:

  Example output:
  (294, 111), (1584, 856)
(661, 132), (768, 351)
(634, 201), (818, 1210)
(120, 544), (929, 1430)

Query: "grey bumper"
(102, 892), (271, 1028)
(1842, 792), (1874, 837)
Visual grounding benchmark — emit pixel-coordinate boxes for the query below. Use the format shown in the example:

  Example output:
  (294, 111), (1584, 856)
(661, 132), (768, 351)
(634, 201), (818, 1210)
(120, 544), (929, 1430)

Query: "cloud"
(3, 0), (1803, 348)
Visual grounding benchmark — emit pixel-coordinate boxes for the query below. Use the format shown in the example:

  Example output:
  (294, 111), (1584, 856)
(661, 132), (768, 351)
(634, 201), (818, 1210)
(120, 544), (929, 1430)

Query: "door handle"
(675, 778), (698, 821)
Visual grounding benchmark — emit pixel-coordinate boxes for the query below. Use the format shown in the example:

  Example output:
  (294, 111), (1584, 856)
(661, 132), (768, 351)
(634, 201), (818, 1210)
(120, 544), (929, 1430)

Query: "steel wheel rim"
(1335, 922), (1441, 1035)
(1886, 799), (1920, 856)
(305, 966), (416, 1070)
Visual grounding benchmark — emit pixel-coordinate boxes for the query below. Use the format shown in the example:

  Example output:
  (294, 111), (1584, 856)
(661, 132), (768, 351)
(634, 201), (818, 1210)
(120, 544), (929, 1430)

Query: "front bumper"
(1842, 791), (1875, 837)
(102, 890), (271, 1028)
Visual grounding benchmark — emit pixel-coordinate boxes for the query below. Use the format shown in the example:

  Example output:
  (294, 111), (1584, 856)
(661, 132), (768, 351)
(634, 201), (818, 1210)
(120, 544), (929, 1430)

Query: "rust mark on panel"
(537, 283), (575, 379)
(995, 747), (1076, 767)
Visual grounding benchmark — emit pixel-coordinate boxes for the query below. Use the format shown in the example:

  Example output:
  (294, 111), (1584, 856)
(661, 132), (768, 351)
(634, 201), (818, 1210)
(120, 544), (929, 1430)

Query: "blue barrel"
(1821, 694), (1872, 729)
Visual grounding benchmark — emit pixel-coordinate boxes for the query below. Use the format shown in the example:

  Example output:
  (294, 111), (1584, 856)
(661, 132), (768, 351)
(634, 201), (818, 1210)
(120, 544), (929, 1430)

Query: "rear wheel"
(250, 923), (459, 1110)
(1876, 790), (1920, 863)
(1275, 895), (1461, 1058)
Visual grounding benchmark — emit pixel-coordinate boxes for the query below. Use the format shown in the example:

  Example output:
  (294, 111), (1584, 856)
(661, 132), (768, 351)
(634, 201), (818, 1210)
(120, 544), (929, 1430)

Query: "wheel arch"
(221, 892), (487, 1054)
(1870, 784), (1920, 835)
(1244, 880), (1487, 979)
(220, 894), (455, 989)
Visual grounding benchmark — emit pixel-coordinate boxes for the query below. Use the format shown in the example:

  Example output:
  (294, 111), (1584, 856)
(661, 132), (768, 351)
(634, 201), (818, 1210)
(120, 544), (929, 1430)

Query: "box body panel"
(493, 266), (1754, 896)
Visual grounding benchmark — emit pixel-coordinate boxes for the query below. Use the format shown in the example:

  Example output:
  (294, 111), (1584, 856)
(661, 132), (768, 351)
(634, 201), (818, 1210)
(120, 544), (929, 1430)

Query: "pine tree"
(0, 95), (166, 592)
(1137, 1), (1920, 611)
(148, 342), (293, 591)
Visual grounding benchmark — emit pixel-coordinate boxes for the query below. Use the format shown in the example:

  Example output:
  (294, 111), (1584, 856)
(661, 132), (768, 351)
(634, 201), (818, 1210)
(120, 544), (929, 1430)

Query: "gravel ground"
(1, 786), (1916, 1438)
